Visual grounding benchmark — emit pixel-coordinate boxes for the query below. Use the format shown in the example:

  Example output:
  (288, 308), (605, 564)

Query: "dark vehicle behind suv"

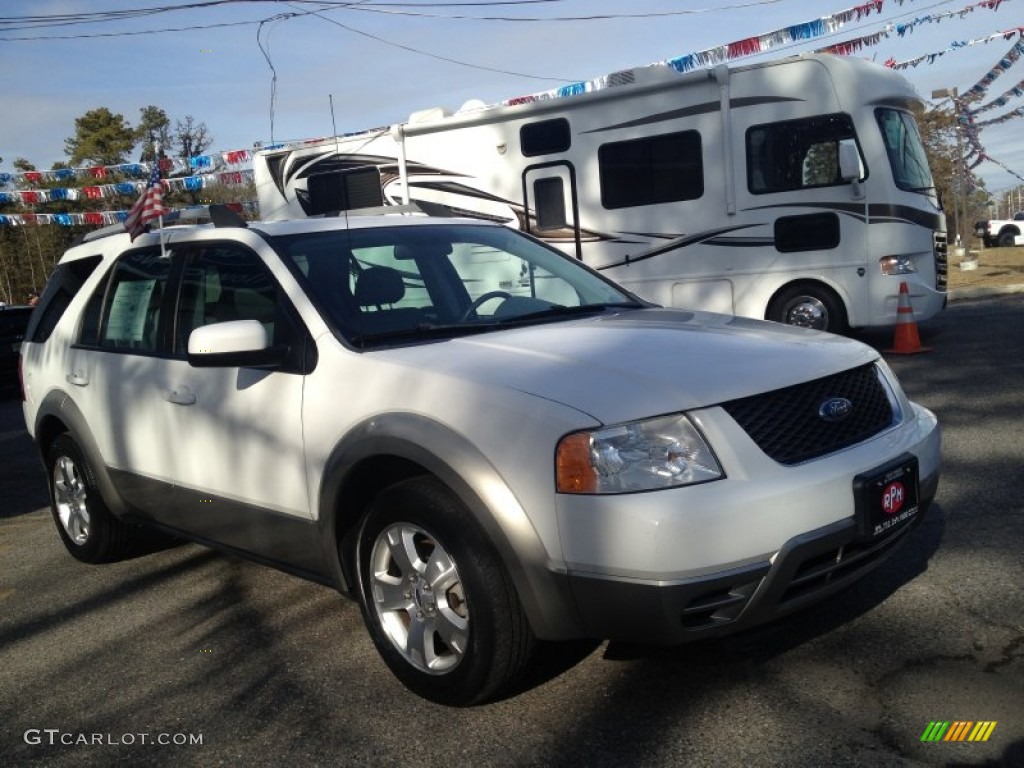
(0, 305), (33, 394)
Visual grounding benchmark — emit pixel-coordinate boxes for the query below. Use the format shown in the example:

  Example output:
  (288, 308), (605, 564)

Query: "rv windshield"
(274, 223), (641, 346)
(875, 108), (935, 193)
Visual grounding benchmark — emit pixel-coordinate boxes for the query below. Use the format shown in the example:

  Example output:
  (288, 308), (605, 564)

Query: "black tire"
(768, 283), (848, 334)
(356, 476), (534, 705)
(998, 231), (1017, 248)
(46, 434), (135, 563)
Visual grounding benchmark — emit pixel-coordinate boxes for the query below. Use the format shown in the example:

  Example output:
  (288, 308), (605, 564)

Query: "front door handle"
(164, 387), (196, 406)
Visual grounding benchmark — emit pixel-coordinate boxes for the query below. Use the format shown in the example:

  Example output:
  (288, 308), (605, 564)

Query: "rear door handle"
(67, 371), (89, 386)
(164, 387), (196, 406)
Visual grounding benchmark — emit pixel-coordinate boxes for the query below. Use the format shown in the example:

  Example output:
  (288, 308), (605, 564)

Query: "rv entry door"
(523, 163), (581, 260)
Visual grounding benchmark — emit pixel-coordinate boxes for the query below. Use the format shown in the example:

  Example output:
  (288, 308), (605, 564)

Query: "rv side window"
(746, 114), (860, 194)
(598, 131), (703, 209)
(534, 178), (567, 230)
(521, 119), (571, 156)
(304, 167), (384, 214)
(774, 212), (841, 253)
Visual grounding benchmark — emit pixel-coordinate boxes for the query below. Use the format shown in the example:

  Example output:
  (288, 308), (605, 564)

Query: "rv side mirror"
(838, 140), (862, 183)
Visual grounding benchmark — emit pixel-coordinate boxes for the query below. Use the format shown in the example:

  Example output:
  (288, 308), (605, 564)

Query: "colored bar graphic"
(969, 722), (998, 742)
(945, 721), (973, 741)
(921, 721), (997, 742)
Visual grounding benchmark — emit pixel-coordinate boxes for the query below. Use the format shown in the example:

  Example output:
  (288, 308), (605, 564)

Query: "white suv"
(20, 207), (940, 705)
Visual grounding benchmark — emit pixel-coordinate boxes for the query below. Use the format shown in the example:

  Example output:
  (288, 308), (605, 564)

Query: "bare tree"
(175, 116), (213, 166)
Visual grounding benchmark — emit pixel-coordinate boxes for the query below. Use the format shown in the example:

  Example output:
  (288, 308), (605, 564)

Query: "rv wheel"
(769, 284), (847, 334)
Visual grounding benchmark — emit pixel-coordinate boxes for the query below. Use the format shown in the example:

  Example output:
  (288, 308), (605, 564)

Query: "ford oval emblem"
(818, 397), (853, 422)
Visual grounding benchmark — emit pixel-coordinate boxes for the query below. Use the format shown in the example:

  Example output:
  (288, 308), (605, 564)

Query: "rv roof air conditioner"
(408, 107), (451, 124)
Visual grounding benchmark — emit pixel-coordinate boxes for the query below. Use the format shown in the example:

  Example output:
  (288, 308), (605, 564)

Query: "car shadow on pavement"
(0, 393), (49, 519)
(948, 740), (1024, 768)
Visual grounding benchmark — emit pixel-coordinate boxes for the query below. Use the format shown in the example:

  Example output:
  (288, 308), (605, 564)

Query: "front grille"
(934, 231), (948, 291)
(779, 523), (912, 605)
(721, 364), (895, 465)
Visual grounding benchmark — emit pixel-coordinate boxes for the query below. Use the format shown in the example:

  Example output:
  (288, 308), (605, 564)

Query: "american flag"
(124, 163), (170, 240)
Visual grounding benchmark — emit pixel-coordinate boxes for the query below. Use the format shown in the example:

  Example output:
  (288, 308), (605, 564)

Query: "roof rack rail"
(321, 202), (443, 218)
(209, 204), (248, 228)
(79, 221), (129, 244)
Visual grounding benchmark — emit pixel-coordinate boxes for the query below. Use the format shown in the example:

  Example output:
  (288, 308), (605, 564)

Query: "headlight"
(556, 414), (723, 494)
(879, 255), (917, 275)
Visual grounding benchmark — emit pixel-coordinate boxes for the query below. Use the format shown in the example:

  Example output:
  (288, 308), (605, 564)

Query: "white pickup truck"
(975, 212), (1024, 248)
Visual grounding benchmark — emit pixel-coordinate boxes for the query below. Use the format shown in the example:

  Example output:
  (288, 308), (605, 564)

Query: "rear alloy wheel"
(769, 284), (847, 334)
(998, 231), (1017, 248)
(47, 435), (135, 563)
(357, 476), (533, 705)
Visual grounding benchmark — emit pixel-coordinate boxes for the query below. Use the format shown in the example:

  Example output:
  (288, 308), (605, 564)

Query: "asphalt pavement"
(1, 294), (1022, 768)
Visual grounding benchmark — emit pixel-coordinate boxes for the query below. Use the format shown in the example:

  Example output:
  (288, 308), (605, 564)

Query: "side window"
(175, 245), (288, 355)
(88, 250), (172, 353)
(27, 255), (103, 344)
(533, 177), (567, 231)
(774, 212), (841, 253)
(747, 114), (859, 194)
(599, 131), (703, 209)
(521, 118), (571, 157)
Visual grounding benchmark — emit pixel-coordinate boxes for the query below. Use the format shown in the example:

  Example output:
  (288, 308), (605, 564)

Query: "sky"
(1, 0), (1022, 199)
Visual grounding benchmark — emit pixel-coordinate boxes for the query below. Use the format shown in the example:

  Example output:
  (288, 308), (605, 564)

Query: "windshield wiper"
(505, 301), (644, 323)
(348, 302), (643, 345)
(349, 322), (501, 345)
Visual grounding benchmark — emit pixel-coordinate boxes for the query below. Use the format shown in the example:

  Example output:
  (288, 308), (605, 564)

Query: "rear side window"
(599, 131), (703, 209)
(85, 250), (173, 353)
(26, 255), (102, 343)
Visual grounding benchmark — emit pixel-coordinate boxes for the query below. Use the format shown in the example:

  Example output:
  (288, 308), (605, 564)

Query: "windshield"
(273, 223), (639, 346)
(875, 108), (935, 193)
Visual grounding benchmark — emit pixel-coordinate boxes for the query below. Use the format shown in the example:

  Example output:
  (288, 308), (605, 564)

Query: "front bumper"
(567, 469), (937, 644)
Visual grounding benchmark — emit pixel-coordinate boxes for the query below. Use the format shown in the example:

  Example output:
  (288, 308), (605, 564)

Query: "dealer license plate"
(854, 456), (920, 540)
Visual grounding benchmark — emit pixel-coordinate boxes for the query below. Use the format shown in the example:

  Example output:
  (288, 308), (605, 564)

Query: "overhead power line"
(0, 0), (791, 39)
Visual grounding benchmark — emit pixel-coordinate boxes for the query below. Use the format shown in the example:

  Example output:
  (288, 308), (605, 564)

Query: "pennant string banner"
(969, 77), (1024, 113)
(4, 0), (1023, 222)
(0, 149), (252, 188)
(888, 26), (1023, 69)
(0, 201), (259, 228)
(0, 169), (255, 207)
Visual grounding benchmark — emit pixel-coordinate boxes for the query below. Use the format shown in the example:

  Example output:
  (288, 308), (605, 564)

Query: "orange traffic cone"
(886, 282), (931, 354)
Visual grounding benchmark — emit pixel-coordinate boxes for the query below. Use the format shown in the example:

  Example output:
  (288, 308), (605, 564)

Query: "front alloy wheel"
(357, 477), (534, 705)
(368, 522), (469, 675)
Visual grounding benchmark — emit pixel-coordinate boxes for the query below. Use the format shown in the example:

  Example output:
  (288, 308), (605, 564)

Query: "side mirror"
(838, 140), (862, 183)
(187, 319), (287, 368)
(838, 139), (864, 200)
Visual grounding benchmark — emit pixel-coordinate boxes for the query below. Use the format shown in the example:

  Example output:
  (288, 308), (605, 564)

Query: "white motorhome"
(254, 54), (948, 333)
